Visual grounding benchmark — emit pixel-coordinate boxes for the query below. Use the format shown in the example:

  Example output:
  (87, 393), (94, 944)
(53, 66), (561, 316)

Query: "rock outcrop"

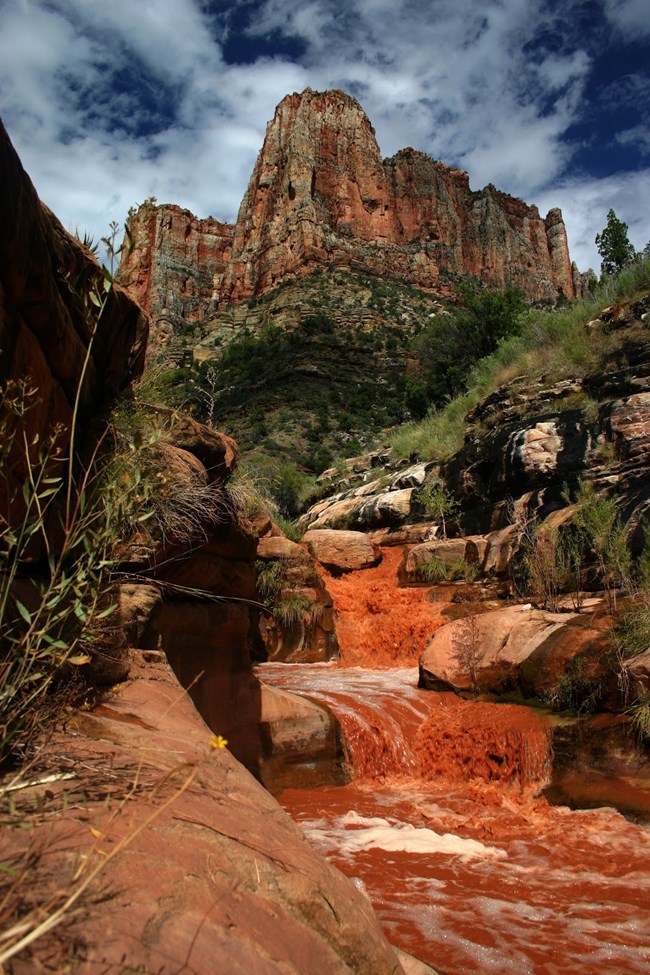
(0, 119), (148, 536)
(255, 523), (339, 664)
(5, 661), (403, 974)
(118, 88), (576, 341)
(418, 600), (613, 698)
(118, 200), (233, 359)
(303, 528), (382, 573)
(0, 112), (414, 974)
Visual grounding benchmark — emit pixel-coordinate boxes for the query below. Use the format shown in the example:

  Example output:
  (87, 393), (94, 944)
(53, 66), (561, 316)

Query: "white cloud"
(536, 169), (650, 273)
(603, 0), (650, 38)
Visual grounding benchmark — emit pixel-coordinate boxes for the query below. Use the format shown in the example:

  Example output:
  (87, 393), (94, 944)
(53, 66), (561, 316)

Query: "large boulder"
(398, 537), (485, 584)
(258, 682), (346, 791)
(303, 529), (382, 573)
(419, 600), (612, 699)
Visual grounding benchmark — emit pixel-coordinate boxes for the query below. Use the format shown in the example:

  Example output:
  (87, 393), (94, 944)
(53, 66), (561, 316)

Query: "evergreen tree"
(595, 209), (636, 276)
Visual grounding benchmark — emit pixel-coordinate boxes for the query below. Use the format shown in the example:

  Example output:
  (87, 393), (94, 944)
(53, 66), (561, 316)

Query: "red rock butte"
(119, 87), (578, 326)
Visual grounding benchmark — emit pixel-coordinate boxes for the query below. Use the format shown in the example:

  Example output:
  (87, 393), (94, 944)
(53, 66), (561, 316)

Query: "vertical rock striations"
(119, 87), (576, 332)
(118, 201), (234, 357)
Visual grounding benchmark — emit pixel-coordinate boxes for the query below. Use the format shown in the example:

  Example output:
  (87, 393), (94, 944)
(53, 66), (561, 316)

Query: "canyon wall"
(118, 88), (576, 339)
(0, 122), (148, 427)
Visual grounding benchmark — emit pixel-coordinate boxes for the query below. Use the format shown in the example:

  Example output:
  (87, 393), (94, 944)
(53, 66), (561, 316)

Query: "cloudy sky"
(0, 0), (648, 274)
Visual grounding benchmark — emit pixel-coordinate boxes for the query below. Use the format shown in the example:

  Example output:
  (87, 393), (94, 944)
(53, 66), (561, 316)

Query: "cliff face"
(118, 88), (576, 338)
(0, 119), (148, 444)
(118, 201), (234, 358)
(0, 119), (148, 548)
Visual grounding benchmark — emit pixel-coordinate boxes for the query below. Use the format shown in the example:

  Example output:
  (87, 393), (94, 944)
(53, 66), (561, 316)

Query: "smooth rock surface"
(304, 529), (382, 572)
(5, 663), (403, 974)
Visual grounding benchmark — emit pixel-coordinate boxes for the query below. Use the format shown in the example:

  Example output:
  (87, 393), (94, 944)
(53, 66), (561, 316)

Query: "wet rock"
(258, 682), (347, 791)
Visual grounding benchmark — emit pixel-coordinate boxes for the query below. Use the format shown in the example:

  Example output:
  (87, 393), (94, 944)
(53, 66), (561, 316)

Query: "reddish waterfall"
(260, 662), (650, 975)
(257, 546), (650, 974)
(322, 546), (448, 666)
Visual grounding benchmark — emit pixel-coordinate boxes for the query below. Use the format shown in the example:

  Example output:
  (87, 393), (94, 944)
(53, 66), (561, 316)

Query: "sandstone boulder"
(258, 681), (346, 791)
(257, 535), (303, 560)
(419, 601), (612, 699)
(166, 414), (238, 481)
(399, 537), (485, 585)
(304, 529), (381, 572)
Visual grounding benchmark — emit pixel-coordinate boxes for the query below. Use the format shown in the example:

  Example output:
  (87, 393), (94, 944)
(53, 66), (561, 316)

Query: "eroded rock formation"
(119, 201), (233, 358)
(118, 88), (576, 341)
(0, 119), (148, 537)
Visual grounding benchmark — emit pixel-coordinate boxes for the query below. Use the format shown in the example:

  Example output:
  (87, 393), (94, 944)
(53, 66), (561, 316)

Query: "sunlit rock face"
(119, 87), (576, 336)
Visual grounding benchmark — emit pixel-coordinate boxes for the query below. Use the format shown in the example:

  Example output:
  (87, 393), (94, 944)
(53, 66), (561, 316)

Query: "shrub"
(627, 694), (650, 741)
(409, 282), (526, 411)
(572, 481), (631, 608)
(523, 524), (574, 612)
(417, 556), (476, 584)
(255, 560), (286, 601)
(415, 482), (459, 539)
(273, 593), (310, 626)
(544, 657), (602, 714)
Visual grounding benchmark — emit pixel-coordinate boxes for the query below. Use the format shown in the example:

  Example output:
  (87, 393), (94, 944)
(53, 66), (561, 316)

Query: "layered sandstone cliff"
(118, 88), (576, 340)
(118, 200), (233, 358)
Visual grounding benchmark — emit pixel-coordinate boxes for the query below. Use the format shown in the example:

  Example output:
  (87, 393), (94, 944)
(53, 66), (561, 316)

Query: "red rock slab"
(3, 662), (404, 975)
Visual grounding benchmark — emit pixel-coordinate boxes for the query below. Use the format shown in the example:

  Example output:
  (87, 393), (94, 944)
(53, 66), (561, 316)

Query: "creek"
(257, 547), (650, 974)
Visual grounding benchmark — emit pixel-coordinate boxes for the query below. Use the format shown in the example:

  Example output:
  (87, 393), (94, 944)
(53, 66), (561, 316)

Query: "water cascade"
(257, 547), (650, 974)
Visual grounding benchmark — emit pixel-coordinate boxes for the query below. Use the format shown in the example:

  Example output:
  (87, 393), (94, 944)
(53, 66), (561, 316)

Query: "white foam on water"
(319, 809), (506, 859)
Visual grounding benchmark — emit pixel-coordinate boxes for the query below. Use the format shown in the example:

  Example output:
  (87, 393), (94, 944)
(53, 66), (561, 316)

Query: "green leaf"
(96, 603), (117, 619)
(15, 600), (32, 624)
(42, 635), (68, 650)
(89, 290), (102, 308)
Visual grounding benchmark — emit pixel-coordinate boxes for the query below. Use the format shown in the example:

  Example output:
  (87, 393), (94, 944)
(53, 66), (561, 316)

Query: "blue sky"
(0, 0), (648, 273)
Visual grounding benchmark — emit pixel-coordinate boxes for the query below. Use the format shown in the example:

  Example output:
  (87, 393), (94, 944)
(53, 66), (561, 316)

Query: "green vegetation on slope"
(152, 268), (450, 474)
(388, 256), (650, 463)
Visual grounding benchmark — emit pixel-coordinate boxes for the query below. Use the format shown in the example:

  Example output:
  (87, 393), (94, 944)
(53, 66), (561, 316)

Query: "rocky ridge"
(119, 87), (578, 345)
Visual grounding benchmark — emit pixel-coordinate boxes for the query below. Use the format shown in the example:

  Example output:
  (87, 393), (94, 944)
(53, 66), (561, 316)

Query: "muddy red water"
(257, 548), (650, 973)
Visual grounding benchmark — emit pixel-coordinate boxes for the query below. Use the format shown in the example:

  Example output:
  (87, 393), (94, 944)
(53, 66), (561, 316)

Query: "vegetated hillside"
(303, 258), (650, 542)
(155, 267), (450, 476)
(387, 257), (650, 467)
